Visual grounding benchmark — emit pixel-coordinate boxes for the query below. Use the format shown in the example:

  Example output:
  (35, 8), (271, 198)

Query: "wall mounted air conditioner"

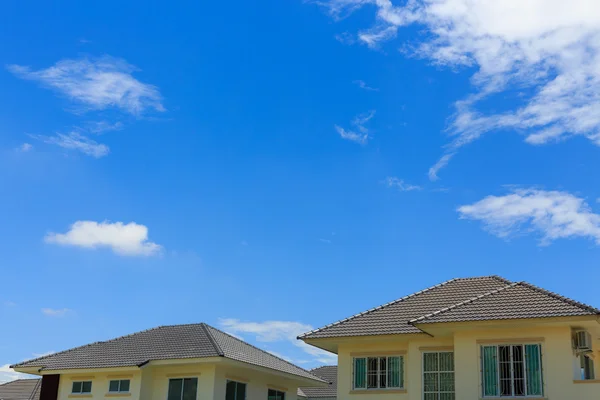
(574, 330), (593, 352)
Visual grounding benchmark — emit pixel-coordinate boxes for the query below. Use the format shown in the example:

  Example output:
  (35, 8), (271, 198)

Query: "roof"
(299, 276), (600, 339)
(11, 323), (324, 383)
(298, 366), (337, 398)
(0, 379), (41, 400)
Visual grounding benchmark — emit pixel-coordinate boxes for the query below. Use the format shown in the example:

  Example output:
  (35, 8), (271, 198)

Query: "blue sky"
(2, 0), (600, 381)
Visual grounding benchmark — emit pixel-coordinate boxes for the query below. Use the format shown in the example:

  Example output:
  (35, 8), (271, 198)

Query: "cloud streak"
(31, 132), (109, 158)
(335, 110), (376, 144)
(45, 220), (162, 256)
(458, 188), (600, 245)
(382, 177), (422, 191)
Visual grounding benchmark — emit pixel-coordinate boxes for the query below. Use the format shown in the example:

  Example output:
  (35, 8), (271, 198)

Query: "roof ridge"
(10, 325), (165, 368)
(409, 282), (518, 323)
(519, 281), (600, 314)
(204, 324), (327, 383)
(298, 277), (461, 339)
(200, 323), (224, 356)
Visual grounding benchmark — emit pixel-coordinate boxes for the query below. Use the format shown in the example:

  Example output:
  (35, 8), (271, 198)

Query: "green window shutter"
(387, 357), (400, 388)
(354, 358), (366, 389)
(482, 346), (498, 397)
(399, 356), (404, 389)
(525, 344), (543, 396)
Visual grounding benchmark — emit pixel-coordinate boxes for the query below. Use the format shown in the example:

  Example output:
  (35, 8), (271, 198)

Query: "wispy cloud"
(353, 80), (379, 91)
(314, 0), (600, 179)
(8, 56), (164, 115)
(44, 220), (162, 256)
(335, 110), (376, 144)
(17, 143), (32, 152)
(458, 188), (600, 245)
(334, 32), (356, 45)
(41, 308), (73, 317)
(382, 177), (422, 192)
(219, 318), (337, 365)
(84, 120), (124, 134)
(0, 364), (32, 384)
(31, 132), (109, 158)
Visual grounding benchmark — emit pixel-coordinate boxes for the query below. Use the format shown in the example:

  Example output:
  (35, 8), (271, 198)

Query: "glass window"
(109, 379), (130, 393)
(72, 381), (92, 394)
(353, 356), (404, 390)
(267, 389), (285, 400)
(423, 352), (455, 400)
(168, 378), (198, 400)
(226, 380), (246, 400)
(481, 344), (543, 397)
(580, 354), (595, 380)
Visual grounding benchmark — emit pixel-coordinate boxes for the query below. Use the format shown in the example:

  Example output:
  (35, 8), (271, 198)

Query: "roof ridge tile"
(200, 323), (224, 356)
(519, 281), (600, 314)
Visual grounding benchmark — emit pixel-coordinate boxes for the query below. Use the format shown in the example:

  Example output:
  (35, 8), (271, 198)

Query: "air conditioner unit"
(575, 330), (593, 352)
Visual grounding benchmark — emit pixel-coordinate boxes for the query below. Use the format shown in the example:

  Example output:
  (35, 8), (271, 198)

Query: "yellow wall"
(336, 325), (600, 400)
(56, 371), (142, 400)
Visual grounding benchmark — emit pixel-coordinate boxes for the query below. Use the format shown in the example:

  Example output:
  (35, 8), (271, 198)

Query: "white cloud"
(85, 120), (124, 134)
(315, 0), (600, 179)
(428, 153), (455, 181)
(7, 56), (164, 115)
(44, 220), (162, 256)
(353, 80), (379, 91)
(458, 188), (600, 245)
(219, 319), (337, 365)
(41, 308), (72, 317)
(0, 364), (33, 384)
(18, 143), (32, 152)
(335, 110), (376, 144)
(31, 132), (109, 158)
(382, 176), (422, 191)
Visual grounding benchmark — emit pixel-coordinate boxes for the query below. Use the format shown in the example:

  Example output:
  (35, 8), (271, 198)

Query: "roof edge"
(409, 282), (518, 323)
(519, 282), (600, 315)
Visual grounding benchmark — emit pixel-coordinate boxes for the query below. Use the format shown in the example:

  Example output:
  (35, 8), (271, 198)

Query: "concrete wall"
(56, 371), (142, 400)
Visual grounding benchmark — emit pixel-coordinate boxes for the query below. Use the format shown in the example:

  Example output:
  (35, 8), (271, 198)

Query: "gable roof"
(299, 276), (600, 339)
(298, 366), (337, 398)
(11, 323), (324, 383)
(0, 379), (41, 400)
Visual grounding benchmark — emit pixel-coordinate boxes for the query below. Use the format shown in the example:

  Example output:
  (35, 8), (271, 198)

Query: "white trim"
(421, 350), (455, 400)
(352, 355), (405, 390)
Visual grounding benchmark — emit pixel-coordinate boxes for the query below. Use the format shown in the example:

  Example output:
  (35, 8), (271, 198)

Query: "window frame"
(108, 379), (131, 393)
(71, 381), (92, 394)
(480, 343), (544, 398)
(352, 355), (404, 390)
(167, 377), (198, 400)
(226, 380), (247, 400)
(422, 351), (455, 400)
(267, 388), (285, 400)
(579, 353), (596, 380)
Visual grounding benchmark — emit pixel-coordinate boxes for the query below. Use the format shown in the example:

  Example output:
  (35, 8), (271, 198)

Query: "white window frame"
(422, 351), (455, 400)
(71, 381), (92, 394)
(480, 343), (544, 398)
(167, 377), (199, 400)
(108, 379), (131, 393)
(352, 355), (404, 390)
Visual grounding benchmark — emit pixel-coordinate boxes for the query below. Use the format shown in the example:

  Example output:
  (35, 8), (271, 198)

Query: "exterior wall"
(55, 371), (142, 400)
(145, 364), (216, 400)
(336, 326), (600, 400)
(213, 364), (300, 400)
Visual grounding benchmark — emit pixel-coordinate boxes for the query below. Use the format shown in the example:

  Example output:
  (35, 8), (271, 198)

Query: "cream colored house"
(299, 276), (600, 400)
(11, 323), (327, 400)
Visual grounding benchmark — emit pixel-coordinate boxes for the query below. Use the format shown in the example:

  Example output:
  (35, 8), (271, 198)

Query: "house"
(299, 276), (600, 400)
(0, 379), (41, 400)
(11, 323), (327, 400)
(298, 366), (336, 400)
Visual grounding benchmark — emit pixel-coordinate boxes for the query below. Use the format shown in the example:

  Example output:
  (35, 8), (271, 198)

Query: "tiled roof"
(298, 366), (337, 398)
(0, 379), (41, 400)
(300, 276), (600, 339)
(410, 282), (600, 324)
(11, 323), (324, 383)
(299, 276), (511, 339)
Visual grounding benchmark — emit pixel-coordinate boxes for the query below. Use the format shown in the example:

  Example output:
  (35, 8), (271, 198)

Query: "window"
(580, 354), (595, 380)
(267, 389), (285, 400)
(423, 352), (455, 400)
(481, 344), (543, 397)
(168, 378), (198, 400)
(353, 356), (404, 390)
(72, 381), (92, 394)
(109, 379), (130, 393)
(226, 380), (246, 400)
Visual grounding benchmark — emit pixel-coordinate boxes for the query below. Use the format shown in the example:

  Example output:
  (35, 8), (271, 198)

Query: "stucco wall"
(213, 364), (300, 400)
(336, 326), (600, 400)
(55, 371), (142, 400)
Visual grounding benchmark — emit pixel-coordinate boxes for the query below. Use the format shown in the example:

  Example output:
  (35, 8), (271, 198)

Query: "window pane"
(379, 357), (387, 388)
(388, 357), (400, 388)
(72, 382), (82, 393)
(109, 380), (119, 392)
(525, 344), (543, 396)
(440, 372), (455, 392)
(440, 352), (454, 372)
(278, 391), (285, 400)
(82, 382), (92, 393)
(482, 346), (498, 397)
(423, 372), (438, 392)
(354, 358), (366, 389)
(498, 346), (512, 396)
(182, 378), (198, 400)
(512, 346), (525, 396)
(367, 358), (378, 388)
(236, 382), (246, 400)
(226, 381), (237, 400)
(120, 380), (130, 392)
(168, 379), (183, 400)
(424, 353), (438, 372)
